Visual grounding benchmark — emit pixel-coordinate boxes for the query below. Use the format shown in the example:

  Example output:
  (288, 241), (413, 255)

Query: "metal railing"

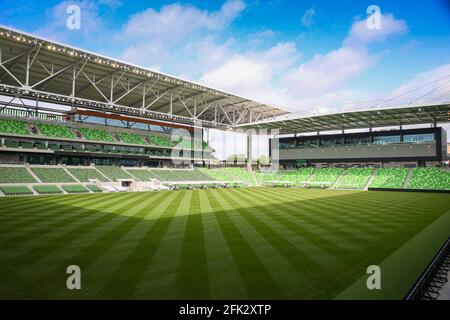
(405, 237), (450, 300)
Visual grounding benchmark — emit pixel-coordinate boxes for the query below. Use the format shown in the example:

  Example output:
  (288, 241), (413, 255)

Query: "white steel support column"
(246, 130), (253, 172)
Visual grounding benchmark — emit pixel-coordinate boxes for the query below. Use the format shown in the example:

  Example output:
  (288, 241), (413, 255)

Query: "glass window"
(298, 138), (318, 148)
(403, 133), (434, 143)
(280, 141), (296, 149)
(320, 137), (341, 146)
(344, 136), (370, 146)
(372, 135), (400, 145)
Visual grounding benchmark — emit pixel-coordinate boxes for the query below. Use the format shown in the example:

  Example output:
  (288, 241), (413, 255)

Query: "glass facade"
(280, 141), (296, 149)
(279, 129), (439, 150)
(403, 133), (434, 143)
(372, 135), (401, 145)
(344, 136), (370, 146)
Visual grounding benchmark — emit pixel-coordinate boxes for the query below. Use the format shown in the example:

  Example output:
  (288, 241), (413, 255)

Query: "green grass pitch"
(0, 188), (449, 300)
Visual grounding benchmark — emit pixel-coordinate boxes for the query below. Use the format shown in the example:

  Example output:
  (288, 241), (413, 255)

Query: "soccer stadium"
(0, 4), (449, 303)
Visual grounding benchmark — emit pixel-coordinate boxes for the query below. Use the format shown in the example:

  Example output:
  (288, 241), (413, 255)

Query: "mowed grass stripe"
(0, 193), (126, 249)
(132, 191), (193, 299)
(206, 189), (286, 299)
(1, 192), (148, 263)
(253, 188), (437, 255)
(261, 188), (399, 240)
(0, 193), (112, 232)
(226, 188), (349, 267)
(175, 190), (210, 299)
(219, 189), (329, 286)
(27, 192), (167, 298)
(98, 191), (186, 299)
(0, 193), (129, 238)
(1, 188), (449, 300)
(235, 189), (356, 257)
(198, 190), (248, 299)
(79, 191), (182, 298)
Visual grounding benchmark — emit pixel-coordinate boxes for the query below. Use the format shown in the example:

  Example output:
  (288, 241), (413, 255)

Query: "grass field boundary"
(335, 207), (450, 300)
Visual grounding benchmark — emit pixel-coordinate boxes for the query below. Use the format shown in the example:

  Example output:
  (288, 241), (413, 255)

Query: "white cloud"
(344, 13), (408, 47)
(300, 7), (315, 28)
(30, 2), (420, 158)
(386, 64), (450, 105)
(121, 0), (245, 42)
(118, 0), (246, 75)
(282, 47), (374, 98)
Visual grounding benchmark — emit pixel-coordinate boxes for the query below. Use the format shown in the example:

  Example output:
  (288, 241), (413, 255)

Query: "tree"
(257, 155), (270, 165)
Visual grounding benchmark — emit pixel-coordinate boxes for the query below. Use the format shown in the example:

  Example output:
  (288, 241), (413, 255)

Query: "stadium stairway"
(403, 169), (414, 189)
(331, 170), (346, 189)
(62, 166), (82, 183)
(25, 164), (42, 183)
(364, 170), (377, 190)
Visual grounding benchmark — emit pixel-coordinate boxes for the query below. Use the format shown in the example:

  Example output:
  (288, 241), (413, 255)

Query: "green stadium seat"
(0, 119), (30, 135)
(86, 185), (103, 193)
(149, 170), (184, 181)
(32, 167), (76, 183)
(117, 132), (147, 145)
(0, 185), (33, 196)
(79, 128), (114, 142)
(171, 169), (216, 181)
(33, 185), (63, 194)
(96, 166), (133, 181)
(0, 167), (37, 183)
(68, 168), (110, 182)
(220, 168), (257, 186)
(408, 168), (450, 191)
(126, 169), (159, 181)
(309, 168), (344, 187)
(37, 123), (75, 139)
(197, 168), (236, 182)
(335, 168), (373, 189)
(62, 185), (89, 193)
(370, 168), (408, 189)
(148, 135), (173, 147)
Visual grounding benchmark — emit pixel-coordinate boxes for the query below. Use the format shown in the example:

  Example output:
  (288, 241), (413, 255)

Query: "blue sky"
(1, 0), (449, 112)
(1, 0), (449, 158)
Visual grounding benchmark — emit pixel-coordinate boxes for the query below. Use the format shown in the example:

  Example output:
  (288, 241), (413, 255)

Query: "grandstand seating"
(79, 128), (114, 142)
(116, 132), (147, 145)
(96, 166), (133, 181)
(149, 170), (184, 181)
(281, 168), (315, 184)
(86, 185), (103, 193)
(0, 119), (29, 135)
(0, 185), (33, 196)
(220, 168), (257, 185)
(32, 167), (76, 183)
(126, 169), (158, 181)
(37, 123), (75, 139)
(308, 168), (344, 187)
(62, 185), (89, 193)
(0, 167), (37, 183)
(68, 168), (110, 182)
(256, 168), (315, 185)
(335, 168), (373, 189)
(370, 168), (409, 189)
(33, 185), (63, 195)
(255, 171), (284, 183)
(148, 135), (173, 147)
(172, 169), (216, 181)
(198, 168), (235, 181)
(408, 168), (450, 191)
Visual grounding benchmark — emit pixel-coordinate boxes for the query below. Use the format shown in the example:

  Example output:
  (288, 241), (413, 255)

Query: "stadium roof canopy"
(236, 103), (450, 135)
(0, 26), (287, 129)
